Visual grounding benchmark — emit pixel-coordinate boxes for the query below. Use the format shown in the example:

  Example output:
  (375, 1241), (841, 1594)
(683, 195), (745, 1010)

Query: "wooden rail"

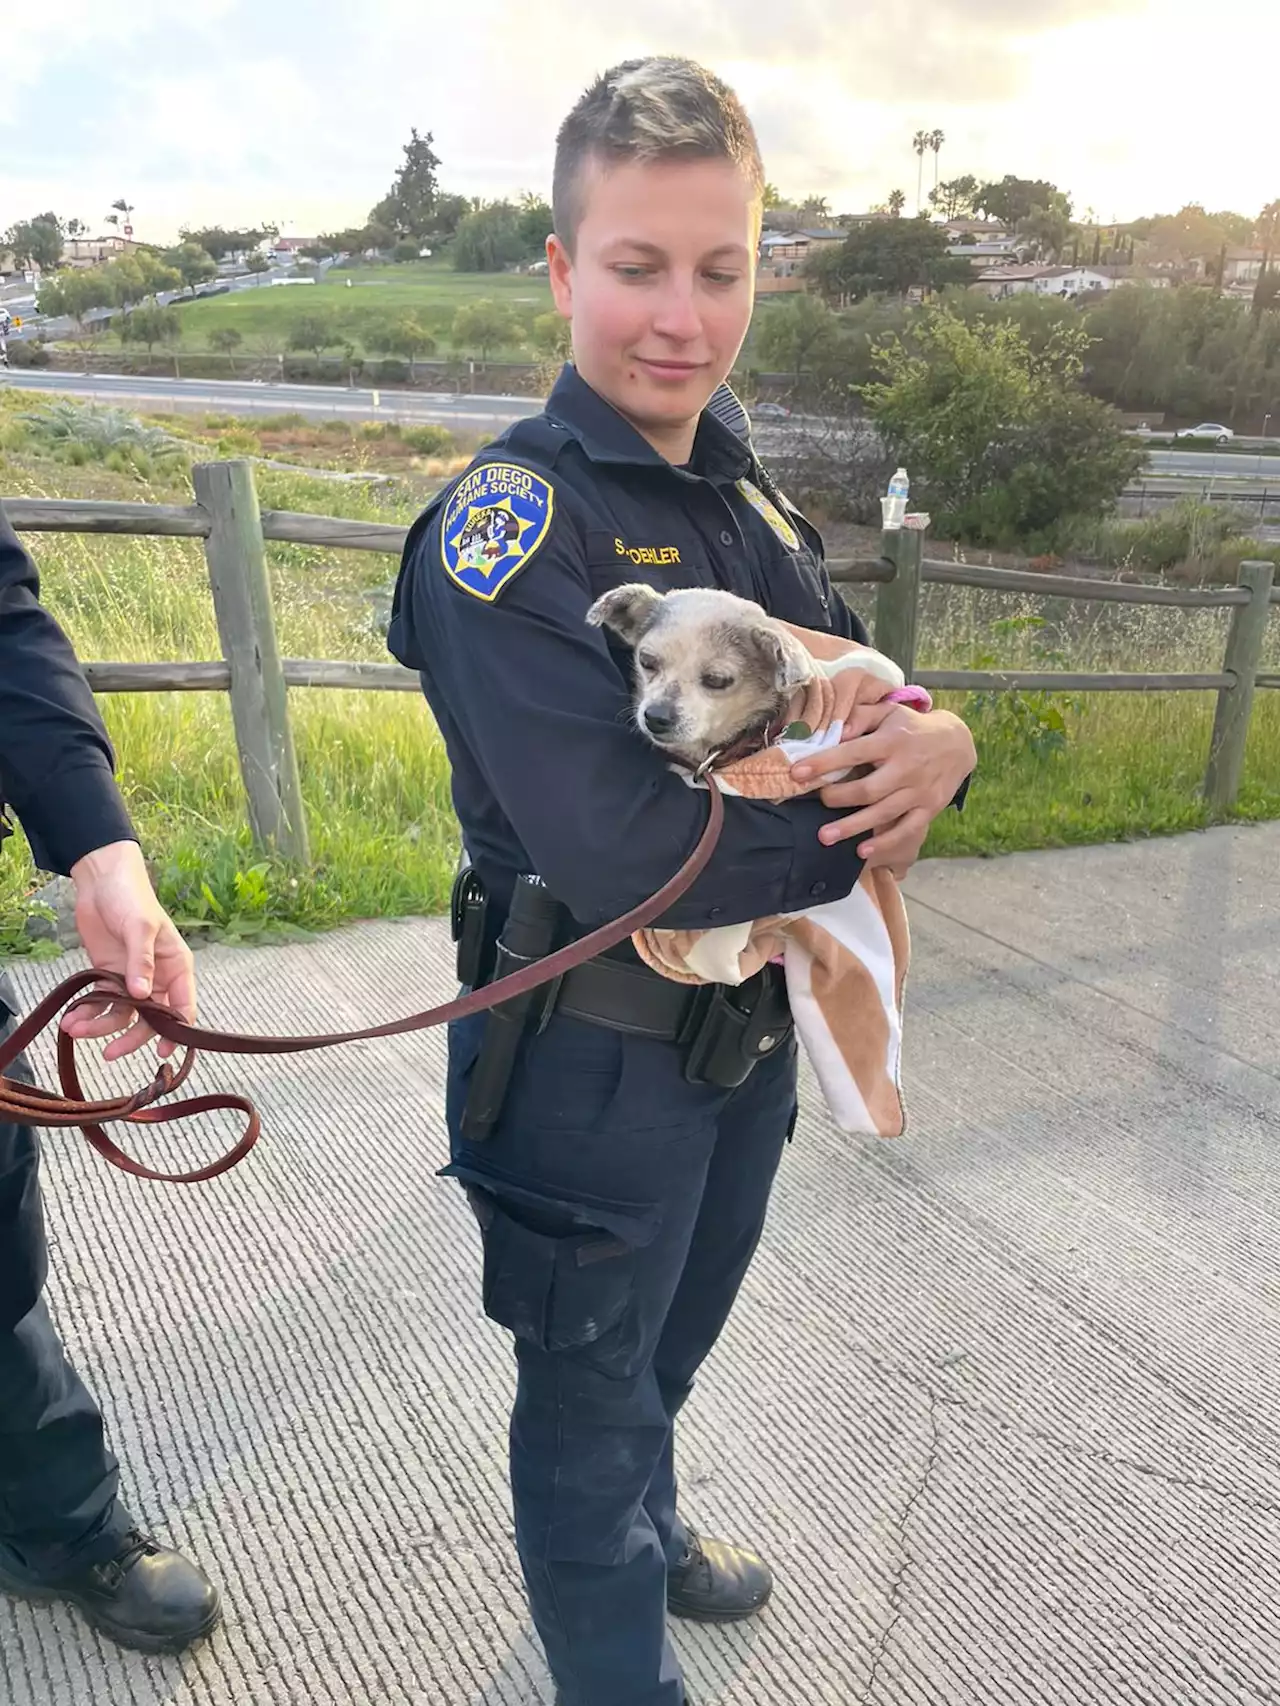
(8, 466), (1278, 849)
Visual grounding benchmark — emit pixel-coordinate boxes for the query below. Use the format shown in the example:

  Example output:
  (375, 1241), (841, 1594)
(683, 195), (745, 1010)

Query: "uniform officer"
(0, 500), (221, 1652)
(387, 57), (976, 1706)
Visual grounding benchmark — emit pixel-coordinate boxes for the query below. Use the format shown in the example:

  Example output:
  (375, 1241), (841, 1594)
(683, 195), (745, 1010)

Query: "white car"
(751, 401), (792, 420)
(1175, 422), (1234, 445)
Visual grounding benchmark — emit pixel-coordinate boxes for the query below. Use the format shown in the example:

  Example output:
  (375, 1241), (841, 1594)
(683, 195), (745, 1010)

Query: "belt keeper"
(533, 973), (564, 1035)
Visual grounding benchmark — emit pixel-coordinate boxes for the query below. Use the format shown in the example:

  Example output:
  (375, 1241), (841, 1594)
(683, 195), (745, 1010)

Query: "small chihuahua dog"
(587, 582), (903, 771)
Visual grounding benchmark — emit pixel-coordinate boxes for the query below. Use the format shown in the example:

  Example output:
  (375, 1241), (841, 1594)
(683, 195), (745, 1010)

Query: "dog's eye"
(636, 651), (658, 674)
(701, 672), (735, 692)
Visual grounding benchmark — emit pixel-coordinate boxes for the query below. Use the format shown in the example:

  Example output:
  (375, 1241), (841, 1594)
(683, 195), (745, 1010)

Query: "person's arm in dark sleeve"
(0, 503), (137, 874)
(389, 495), (868, 933)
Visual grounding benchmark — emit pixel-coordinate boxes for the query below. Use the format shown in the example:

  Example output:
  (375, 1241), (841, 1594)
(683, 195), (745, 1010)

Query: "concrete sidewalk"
(3, 822), (1279, 1706)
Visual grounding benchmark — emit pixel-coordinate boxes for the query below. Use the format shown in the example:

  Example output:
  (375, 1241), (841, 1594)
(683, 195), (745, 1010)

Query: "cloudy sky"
(4, 0), (1276, 246)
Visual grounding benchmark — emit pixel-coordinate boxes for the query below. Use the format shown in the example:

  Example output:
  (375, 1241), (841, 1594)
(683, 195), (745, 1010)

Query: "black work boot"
(667, 1527), (773, 1623)
(0, 1528), (221, 1655)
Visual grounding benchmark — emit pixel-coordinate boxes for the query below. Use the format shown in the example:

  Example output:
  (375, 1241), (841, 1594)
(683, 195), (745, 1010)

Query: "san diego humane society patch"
(440, 462), (555, 601)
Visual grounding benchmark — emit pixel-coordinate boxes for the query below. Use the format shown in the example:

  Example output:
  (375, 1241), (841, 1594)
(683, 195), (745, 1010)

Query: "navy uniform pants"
(444, 1004), (798, 1706)
(0, 975), (130, 1580)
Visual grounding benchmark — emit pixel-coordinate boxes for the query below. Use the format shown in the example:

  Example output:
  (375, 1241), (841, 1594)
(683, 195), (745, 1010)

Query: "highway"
(0, 368), (544, 433)
(1, 368), (1277, 478)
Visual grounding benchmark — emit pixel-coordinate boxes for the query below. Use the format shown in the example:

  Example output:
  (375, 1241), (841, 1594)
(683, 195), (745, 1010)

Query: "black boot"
(667, 1527), (773, 1622)
(0, 1528), (221, 1655)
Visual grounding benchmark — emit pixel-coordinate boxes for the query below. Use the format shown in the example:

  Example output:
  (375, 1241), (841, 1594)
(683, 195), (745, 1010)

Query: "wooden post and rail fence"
(7, 458), (1278, 866)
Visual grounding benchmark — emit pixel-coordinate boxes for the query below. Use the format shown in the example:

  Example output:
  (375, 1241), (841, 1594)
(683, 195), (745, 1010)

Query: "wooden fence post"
(1203, 558), (1275, 811)
(192, 459), (311, 863)
(873, 525), (924, 678)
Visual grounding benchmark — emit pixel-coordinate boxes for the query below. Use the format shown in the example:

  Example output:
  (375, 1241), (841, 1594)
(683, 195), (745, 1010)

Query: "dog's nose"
(643, 705), (676, 738)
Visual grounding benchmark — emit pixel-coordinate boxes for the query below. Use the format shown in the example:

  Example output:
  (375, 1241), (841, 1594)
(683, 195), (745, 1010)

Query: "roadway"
(1, 368), (1277, 477)
(0, 368), (544, 433)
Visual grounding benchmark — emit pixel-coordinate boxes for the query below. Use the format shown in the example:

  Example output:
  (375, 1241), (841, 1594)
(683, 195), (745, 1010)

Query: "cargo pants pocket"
(441, 1163), (661, 1360)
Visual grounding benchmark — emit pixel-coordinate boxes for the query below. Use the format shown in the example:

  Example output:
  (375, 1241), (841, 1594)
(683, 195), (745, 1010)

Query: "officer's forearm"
(535, 785), (865, 934)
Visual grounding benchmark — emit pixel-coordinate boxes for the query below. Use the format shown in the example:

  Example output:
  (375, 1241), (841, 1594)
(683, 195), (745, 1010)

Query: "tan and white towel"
(633, 638), (911, 1137)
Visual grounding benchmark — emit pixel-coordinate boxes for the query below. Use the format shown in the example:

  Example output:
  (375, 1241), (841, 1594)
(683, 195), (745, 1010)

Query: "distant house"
(62, 234), (144, 268)
(944, 218), (1008, 239)
(268, 237), (318, 262)
(756, 226), (847, 294)
(975, 263), (1175, 299)
(1222, 249), (1267, 294)
(948, 236), (1023, 263)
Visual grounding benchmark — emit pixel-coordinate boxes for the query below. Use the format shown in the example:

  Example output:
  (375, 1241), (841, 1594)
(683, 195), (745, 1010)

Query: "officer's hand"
(63, 840), (197, 1062)
(824, 665), (900, 735)
(790, 702), (976, 873)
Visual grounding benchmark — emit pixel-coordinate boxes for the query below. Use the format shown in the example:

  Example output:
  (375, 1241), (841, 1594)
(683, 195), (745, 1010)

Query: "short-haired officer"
(388, 57), (976, 1706)
(0, 501), (220, 1653)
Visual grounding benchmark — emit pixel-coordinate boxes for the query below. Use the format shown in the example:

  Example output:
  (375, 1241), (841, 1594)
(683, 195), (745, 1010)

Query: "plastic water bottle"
(883, 467), (910, 530)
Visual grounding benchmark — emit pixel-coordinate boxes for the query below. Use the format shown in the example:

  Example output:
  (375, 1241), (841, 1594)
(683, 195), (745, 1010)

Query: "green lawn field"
(166, 263), (555, 362)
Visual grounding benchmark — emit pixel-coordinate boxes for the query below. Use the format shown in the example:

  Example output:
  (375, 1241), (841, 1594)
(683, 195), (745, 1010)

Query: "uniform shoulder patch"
(440, 461), (555, 602)
(736, 477), (801, 551)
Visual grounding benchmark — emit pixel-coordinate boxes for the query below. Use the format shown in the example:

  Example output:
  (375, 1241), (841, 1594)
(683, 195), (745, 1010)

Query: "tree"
(451, 299), (518, 363)
(531, 311), (571, 360)
(976, 176), (1070, 228)
(861, 306), (1145, 543)
(929, 175), (979, 221)
(928, 130), (945, 196)
(119, 304), (181, 362)
(808, 217), (971, 303)
(432, 193), (472, 241)
(450, 202), (526, 272)
(246, 253), (270, 284)
(209, 326), (244, 371)
(1018, 195), (1074, 263)
(37, 268), (111, 338)
(517, 192), (554, 255)
(370, 313), (437, 378)
(912, 131), (930, 214)
(1257, 200), (1280, 250)
(164, 242), (216, 295)
(111, 198), (136, 232)
(6, 213), (64, 271)
(287, 311), (341, 358)
(180, 226), (269, 261)
(755, 294), (842, 383)
(64, 218), (88, 239)
(371, 127), (442, 242)
(887, 189), (906, 219)
(392, 239), (422, 263)
(798, 195), (832, 224)
(762, 183), (785, 210)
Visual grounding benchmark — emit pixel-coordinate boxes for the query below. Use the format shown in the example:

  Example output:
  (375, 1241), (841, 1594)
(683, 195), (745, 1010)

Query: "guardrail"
(7, 461), (1277, 862)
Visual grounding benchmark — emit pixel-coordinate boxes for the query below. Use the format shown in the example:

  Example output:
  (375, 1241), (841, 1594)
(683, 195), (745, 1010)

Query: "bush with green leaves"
(861, 306), (1146, 545)
(19, 398), (189, 477)
(962, 615), (1085, 762)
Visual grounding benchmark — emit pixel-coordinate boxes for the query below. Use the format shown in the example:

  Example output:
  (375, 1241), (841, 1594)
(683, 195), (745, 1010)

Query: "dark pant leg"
(0, 986), (127, 1579)
(642, 1037), (800, 1562)
(445, 1011), (730, 1706)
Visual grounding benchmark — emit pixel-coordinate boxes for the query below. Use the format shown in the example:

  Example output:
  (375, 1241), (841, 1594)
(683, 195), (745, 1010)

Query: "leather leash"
(0, 777), (725, 1185)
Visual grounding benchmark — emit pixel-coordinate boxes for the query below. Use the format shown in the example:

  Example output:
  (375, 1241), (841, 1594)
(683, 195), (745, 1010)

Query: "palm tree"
(929, 131), (946, 198)
(912, 131), (930, 214)
(888, 189), (906, 219)
(111, 198), (136, 237)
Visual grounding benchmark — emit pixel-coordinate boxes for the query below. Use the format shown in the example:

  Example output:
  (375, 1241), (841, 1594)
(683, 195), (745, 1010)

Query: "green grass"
(163, 262), (553, 363)
(2, 410), (1278, 955)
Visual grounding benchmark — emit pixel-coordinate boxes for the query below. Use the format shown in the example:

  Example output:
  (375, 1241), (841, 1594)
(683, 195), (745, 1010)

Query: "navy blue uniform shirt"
(0, 501), (136, 874)
(389, 365), (921, 932)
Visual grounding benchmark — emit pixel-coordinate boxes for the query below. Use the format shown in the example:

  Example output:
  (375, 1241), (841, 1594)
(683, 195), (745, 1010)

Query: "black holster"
(679, 963), (793, 1089)
(458, 873), (565, 1144)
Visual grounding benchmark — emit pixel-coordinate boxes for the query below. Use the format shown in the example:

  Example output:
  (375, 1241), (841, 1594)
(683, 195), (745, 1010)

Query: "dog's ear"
(586, 583), (664, 645)
(748, 620), (812, 695)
